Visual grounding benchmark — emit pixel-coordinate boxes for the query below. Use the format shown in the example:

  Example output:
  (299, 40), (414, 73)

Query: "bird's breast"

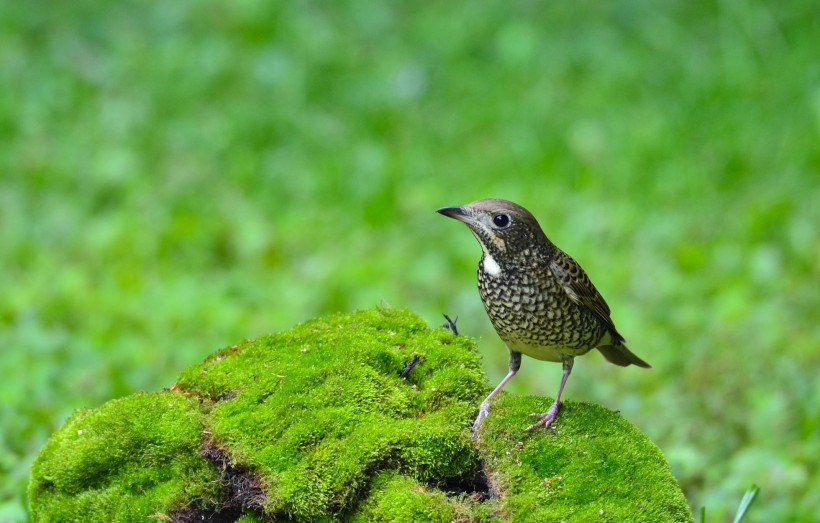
(477, 263), (604, 353)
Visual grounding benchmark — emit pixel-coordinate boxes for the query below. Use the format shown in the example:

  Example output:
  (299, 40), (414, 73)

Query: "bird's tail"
(597, 344), (651, 368)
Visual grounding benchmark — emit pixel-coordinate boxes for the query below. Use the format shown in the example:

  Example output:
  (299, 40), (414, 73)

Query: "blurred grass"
(1, 0), (818, 521)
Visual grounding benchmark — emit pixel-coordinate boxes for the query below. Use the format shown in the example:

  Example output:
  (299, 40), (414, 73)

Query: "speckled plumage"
(438, 198), (650, 433)
(477, 250), (607, 362)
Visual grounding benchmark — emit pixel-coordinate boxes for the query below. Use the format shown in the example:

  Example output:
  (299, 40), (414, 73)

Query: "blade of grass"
(732, 484), (760, 523)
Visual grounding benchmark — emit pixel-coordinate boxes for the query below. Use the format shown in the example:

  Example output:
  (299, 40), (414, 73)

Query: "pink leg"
(524, 355), (574, 432)
(473, 350), (521, 433)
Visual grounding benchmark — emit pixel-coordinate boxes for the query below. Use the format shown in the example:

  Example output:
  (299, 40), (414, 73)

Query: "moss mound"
(29, 308), (692, 522)
(478, 395), (693, 522)
(28, 392), (221, 521)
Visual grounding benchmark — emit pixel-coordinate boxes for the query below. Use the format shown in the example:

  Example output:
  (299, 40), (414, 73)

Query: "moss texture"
(29, 308), (692, 522)
(478, 395), (693, 522)
(28, 392), (222, 521)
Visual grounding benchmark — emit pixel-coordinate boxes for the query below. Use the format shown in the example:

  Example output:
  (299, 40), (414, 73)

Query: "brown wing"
(549, 251), (625, 345)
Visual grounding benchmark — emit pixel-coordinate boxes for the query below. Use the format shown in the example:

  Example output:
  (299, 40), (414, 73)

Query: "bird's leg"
(524, 355), (574, 432)
(473, 350), (521, 433)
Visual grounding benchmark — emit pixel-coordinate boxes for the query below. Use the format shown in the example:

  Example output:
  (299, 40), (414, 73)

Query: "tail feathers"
(597, 344), (651, 368)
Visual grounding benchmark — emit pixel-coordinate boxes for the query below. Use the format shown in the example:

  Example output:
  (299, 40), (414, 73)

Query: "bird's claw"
(471, 400), (491, 434)
(523, 402), (561, 432)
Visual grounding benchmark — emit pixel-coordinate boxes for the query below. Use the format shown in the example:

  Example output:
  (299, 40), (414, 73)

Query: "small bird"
(437, 199), (650, 433)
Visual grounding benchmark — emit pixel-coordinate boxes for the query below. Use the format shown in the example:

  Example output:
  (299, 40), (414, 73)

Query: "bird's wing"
(549, 252), (624, 344)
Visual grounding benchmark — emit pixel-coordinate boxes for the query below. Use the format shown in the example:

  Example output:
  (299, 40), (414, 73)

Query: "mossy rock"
(29, 308), (692, 522)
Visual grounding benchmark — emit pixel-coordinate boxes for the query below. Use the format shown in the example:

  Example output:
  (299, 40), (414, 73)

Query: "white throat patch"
(482, 254), (502, 277)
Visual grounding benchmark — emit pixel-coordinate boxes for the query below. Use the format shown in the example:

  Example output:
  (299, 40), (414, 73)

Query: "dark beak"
(436, 206), (469, 222)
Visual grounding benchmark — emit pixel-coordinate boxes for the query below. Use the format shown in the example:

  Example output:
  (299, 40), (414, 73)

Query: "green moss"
(28, 392), (221, 522)
(176, 308), (485, 520)
(348, 471), (455, 522)
(29, 308), (692, 522)
(234, 513), (267, 523)
(478, 395), (693, 522)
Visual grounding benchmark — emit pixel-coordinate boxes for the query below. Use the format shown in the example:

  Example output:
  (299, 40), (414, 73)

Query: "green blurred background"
(2, 1), (818, 521)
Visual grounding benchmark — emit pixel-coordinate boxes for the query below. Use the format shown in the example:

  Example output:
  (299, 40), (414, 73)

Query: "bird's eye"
(492, 213), (511, 228)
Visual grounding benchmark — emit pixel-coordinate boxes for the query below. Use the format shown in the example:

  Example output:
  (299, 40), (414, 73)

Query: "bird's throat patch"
(482, 254), (502, 277)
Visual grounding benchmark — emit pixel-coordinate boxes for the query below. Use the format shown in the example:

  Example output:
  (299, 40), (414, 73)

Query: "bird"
(437, 198), (650, 433)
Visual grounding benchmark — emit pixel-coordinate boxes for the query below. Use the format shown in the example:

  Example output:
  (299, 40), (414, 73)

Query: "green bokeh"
(2, 0), (817, 521)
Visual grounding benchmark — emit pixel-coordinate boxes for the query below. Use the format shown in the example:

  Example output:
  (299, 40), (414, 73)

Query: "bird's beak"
(436, 206), (470, 223)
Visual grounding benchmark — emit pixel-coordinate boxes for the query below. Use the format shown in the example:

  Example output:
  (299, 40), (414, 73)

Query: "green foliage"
(27, 309), (688, 522)
(2, 0), (818, 520)
(732, 484), (760, 523)
(700, 484), (760, 523)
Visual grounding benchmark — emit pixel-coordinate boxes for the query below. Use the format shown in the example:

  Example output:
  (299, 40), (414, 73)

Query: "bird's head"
(437, 198), (553, 263)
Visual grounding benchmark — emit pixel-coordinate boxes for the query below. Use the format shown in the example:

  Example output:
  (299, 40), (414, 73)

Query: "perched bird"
(437, 199), (650, 433)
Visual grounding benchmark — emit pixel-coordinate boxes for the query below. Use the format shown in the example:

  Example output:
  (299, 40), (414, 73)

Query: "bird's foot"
(471, 399), (491, 434)
(523, 401), (561, 432)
